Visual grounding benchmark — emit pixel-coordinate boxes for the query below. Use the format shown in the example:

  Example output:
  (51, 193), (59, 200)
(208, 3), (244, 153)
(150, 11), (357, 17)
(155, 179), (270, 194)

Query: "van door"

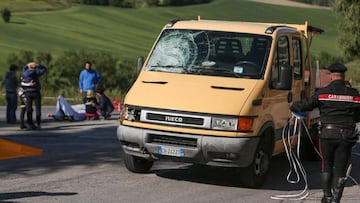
(291, 36), (304, 103)
(268, 35), (291, 132)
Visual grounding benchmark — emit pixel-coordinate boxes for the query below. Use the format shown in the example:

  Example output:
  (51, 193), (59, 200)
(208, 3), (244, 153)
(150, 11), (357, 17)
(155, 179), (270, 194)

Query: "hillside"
(0, 0), (339, 74)
(251, 0), (330, 9)
(0, 0), (71, 12)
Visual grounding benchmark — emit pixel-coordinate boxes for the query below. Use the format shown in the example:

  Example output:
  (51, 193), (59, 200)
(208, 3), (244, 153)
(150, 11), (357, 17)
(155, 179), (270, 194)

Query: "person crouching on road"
(22, 62), (47, 129)
(95, 88), (114, 120)
(84, 90), (99, 120)
(290, 63), (360, 203)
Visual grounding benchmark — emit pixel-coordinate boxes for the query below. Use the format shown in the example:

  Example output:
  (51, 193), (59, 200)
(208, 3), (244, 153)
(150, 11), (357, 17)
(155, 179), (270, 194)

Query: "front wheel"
(124, 153), (153, 173)
(239, 136), (272, 188)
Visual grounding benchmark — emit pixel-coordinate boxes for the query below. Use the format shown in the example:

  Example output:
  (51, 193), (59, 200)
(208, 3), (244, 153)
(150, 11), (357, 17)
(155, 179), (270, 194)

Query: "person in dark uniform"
(4, 64), (19, 124)
(290, 63), (360, 203)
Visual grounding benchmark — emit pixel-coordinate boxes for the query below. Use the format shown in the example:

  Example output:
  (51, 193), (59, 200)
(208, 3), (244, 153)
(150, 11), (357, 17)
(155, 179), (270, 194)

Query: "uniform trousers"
(319, 138), (355, 177)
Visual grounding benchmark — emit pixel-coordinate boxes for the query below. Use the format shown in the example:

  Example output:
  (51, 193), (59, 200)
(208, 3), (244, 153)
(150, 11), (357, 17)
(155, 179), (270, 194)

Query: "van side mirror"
(136, 56), (144, 75)
(272, 64), (292, 90)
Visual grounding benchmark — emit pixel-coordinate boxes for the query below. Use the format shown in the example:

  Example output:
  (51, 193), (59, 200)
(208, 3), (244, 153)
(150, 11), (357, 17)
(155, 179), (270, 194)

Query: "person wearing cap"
(290, 62), (360, 203)
(95, 88), (114, 120)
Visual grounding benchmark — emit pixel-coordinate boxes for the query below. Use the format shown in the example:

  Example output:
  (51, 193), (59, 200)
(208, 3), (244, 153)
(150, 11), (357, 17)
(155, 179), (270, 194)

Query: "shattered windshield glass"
(146, 29), (271, 79)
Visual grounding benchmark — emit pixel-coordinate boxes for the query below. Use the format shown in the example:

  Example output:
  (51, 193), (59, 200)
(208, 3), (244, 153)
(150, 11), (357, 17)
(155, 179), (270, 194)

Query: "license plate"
(157, 146), (185, 157)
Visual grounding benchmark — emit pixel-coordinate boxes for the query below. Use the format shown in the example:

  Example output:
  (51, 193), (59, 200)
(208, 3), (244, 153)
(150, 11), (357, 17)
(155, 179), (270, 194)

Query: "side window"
(271, 36), (290, 87)
(293, 38), (302, 80)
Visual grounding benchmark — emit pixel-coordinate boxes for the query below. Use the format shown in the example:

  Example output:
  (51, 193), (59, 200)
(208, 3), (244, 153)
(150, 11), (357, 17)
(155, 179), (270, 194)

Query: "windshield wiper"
(148, 65), (185, 73)
(193, 67), (242, 78)
(149, 65), (185, 69)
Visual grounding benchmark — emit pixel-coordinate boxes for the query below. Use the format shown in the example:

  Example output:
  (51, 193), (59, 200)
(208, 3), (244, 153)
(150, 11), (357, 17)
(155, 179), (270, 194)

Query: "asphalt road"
(1, 106), (360, 203)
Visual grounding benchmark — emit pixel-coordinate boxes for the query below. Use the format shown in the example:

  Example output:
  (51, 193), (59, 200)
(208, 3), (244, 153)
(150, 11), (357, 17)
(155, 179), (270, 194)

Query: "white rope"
(345, 164), (359, 185)
(271, 113), (310, 200)
(271, 113), (360, 201)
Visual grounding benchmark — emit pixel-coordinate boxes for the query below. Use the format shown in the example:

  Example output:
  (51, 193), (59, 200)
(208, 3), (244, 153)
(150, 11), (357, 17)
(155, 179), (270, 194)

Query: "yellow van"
(117, 18), (322, 188)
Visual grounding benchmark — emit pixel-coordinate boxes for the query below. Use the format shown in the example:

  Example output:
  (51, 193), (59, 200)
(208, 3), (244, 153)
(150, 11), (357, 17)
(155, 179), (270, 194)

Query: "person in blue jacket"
(22, 62), (47, 129)
(79, 61), (102, 98)
(95, 88), (114, 120)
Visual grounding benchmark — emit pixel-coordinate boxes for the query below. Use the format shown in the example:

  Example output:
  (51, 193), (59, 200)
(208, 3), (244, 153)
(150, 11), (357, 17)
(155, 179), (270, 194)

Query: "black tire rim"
(254, 150), (269, 176)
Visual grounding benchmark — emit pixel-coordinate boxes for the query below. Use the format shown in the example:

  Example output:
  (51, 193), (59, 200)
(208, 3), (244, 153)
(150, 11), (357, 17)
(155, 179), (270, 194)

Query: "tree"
(1, 8), (11, 23)
(109, 0), (123, 6)
(333, 0), (360, 59)
(6, 50), (35, 66)
(292, 0), (331, 6)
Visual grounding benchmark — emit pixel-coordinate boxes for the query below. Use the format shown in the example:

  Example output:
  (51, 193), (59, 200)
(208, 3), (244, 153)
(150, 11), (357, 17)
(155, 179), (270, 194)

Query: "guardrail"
(1, 93), (75, 101)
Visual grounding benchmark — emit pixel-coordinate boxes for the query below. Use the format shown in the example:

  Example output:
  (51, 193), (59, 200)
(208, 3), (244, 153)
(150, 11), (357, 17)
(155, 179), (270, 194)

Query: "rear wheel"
(239, 135), (273, 188)
(124, 153), (153, 173)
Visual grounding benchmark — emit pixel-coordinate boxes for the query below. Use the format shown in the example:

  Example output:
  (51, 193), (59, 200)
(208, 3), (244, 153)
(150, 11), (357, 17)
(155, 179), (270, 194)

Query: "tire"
(239, 135), (272, 188)
(300, 123), (320, 161)
(124, 153), (153, 173)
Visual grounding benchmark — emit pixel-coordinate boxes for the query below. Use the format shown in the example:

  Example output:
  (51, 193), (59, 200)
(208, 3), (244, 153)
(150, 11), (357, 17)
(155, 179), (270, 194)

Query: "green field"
(0, 0), (339, 75)
(0, 0), (71, 11)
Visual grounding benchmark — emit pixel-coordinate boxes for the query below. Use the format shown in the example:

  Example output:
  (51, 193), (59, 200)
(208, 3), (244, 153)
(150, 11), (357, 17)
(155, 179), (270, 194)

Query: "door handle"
(288, 91), (293, 103)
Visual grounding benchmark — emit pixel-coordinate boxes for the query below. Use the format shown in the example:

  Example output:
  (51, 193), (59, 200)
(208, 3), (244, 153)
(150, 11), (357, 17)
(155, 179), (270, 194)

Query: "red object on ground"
(85, 113), (99, 120)
(113, 98), (122, 111)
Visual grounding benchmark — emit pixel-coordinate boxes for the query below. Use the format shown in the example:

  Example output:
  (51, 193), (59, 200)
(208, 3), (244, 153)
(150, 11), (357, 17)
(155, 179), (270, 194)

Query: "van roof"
(168, 19), (292, 35)
(166, 19), (320, 38)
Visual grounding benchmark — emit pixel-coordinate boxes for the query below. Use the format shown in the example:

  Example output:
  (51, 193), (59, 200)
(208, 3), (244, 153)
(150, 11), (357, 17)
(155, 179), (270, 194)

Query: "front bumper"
(117, 124), (260, 167)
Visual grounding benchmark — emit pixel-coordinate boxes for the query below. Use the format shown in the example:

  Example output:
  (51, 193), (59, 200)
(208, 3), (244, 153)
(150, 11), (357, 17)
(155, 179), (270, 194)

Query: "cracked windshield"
(146, 29), (271, 79)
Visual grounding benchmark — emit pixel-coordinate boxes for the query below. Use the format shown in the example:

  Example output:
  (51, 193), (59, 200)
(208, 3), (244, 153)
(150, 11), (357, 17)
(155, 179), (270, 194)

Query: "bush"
(146, 0), (160, 6)
(291, 0), (331, 6)
(160, 0), (211, 6)
(1, 8), (11, 23)
(311, 51), (344, 69)
(109, 0), (124, 6)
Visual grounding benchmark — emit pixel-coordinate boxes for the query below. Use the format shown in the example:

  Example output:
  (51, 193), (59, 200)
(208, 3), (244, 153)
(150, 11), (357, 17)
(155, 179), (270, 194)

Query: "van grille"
(148, 134), (197, 148)
(140, 109), (212, 128)
(146, 113), (204, 125)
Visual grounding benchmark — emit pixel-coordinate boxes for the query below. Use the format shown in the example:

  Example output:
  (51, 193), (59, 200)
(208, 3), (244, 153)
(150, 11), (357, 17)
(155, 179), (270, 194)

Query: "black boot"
(321, 172), (332, 203)
(332, 177), (346, 203)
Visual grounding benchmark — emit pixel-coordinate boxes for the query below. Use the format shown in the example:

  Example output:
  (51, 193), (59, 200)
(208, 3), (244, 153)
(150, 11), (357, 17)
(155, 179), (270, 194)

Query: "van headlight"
(123, 106), (141, 122)
(211, 117), (238, 131)
(211, 117), (254, 132)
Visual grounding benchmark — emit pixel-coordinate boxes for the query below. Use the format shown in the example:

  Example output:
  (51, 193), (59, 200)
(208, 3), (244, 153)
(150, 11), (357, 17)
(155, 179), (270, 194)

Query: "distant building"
(316, 69), (332, 88)
(313, 68), (351, 89)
